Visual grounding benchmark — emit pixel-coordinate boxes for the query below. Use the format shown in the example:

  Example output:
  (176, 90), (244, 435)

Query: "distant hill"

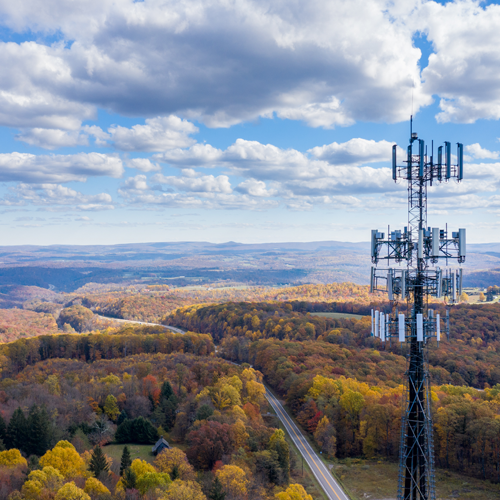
(0, 240), (495, 292)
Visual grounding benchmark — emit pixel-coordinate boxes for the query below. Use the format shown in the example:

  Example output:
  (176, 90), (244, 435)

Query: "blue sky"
(0, 0), (499, 245)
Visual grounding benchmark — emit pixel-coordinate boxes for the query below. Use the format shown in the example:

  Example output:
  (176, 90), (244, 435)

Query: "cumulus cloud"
(416, 1), (500, 123)
(236, 179), (277, 197)
(308, 138), (395, 165)
(106, 116), (198, 151)
(465, 143), (500, 160)
(126, 158), (161, 172)
(151, 173), (232, 194)
(2, 183), (114, 210)
(0, 0), (429, 129)
(0, 152), (123, 183)
(15, 128), (89, 149)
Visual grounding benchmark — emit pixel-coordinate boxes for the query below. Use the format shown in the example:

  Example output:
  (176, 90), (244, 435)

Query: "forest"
(1, 281), (500, 499)
(165, 300), (500, 481)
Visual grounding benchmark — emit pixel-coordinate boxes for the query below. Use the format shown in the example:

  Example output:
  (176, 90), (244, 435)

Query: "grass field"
(310, 312), (365, 320)
(103, 443), (155, 467)
(333, 459), (500, 500)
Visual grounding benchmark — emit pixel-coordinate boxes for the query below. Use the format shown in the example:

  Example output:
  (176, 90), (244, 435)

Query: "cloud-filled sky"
(1, 0), (500, 245)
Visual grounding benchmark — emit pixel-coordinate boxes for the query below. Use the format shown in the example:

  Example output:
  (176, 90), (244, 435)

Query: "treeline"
(0, 326), (213, 375)
(166, 301), (371, 343)
(167, 301), (500, 388)
(220, 336), (500, 482)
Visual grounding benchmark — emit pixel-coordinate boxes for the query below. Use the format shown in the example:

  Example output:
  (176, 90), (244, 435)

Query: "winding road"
(94, 314), (186, 334)
(266, 390), (350, 500)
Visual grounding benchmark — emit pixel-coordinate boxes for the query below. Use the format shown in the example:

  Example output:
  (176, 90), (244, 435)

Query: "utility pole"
(369, 118), (466, 500)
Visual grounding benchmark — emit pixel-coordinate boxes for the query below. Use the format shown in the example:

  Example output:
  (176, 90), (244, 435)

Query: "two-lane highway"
(266, 389), (350, 500)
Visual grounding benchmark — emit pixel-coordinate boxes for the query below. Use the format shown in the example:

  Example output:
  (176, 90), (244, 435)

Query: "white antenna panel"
(399, 314), (405, 342)
(417, 313), (423, 341)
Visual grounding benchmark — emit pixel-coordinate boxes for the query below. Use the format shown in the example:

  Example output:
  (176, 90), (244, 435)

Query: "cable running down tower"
(369, 119), (466, 500)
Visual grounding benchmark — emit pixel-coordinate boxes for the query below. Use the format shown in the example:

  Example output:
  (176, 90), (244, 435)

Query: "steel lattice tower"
(369, 119), (466, 500)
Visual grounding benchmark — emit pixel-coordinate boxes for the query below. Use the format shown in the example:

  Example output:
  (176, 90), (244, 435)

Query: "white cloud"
(465, 143), (500, 160)
(121, 175), (150, 191)
(0, 0), (428, 129)
(15, 128), (89, 149)
(236, 179), (277, 197)
(106, 116), (198, 151)
(151, 173), (232, 194)
(126, 158), (161, 172)
(156, 144), (223, 167)
(0, 152), (123, 183)
(3, 183), (114, 210)
(308, 138), (395, 165)
(416, 1), (500, 123)
(0, 41), (95, 129)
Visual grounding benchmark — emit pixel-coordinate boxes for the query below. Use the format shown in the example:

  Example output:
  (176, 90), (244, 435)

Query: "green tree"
(89, 446), (109, 478)
(26, 405), (51, 456)
(122, 468), (137, 490)
(208, 477), (226, 500)
(268, 429), (290, 484)
(196, 404), (213, 421)
(0, 413), (6, 446)
(7, 407), (27, 451)
(117, 410), (128, 426)
(120, 446), (132, 476)
(136, 472), (171, 495)
(160, 381), (176, 403)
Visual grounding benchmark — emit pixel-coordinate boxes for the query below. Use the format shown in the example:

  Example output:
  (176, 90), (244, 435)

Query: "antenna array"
(369, 119), (466, 500)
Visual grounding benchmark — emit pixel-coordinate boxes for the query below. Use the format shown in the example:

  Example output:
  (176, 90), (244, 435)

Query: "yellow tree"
(103, 395), (120, 421)
(55, 482), (91, 500)
(216, 465), (248, 499)
(231, 419), (250, 450)
(154, 448), (196, 481)
(84, 478), (111, 498)
(136, 472), (171, 495)
(275, 484), (313, 500)
(162, 480), (207, 500)
(22, 467), (64, 500)
(130, 458), (156, 479)
(246, 380), (266, 406)
(39, 441), (86, 478)
(0, 449), (27, 467)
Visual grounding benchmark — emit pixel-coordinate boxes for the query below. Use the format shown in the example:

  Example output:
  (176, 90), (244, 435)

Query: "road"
(94, 314), (186, 334)
(94, 315), (347, 499)
(266, 390), (350, 500)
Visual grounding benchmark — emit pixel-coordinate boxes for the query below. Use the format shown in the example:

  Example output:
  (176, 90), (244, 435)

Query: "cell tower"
(369, 118), (466, 500)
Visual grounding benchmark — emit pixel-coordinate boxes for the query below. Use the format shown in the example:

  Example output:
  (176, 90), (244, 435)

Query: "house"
(152, 436), (170, 455)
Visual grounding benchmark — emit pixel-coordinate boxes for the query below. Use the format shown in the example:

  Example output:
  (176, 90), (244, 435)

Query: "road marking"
(266, 391), (347, 500)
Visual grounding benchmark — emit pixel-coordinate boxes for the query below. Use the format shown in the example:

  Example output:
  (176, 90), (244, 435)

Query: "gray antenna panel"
(445, 141), (451, 179)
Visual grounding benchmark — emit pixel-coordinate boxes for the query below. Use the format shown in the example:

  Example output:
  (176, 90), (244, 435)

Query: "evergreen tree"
(170, 463), (180, 481)
(0, 438), (5, 451)
(131, 416), (158, 443)
(117, 410), (128, 426)
(26, 404), (51, 456)
(0, 413), (6, 445)
(122, 467), (137, 490)
(89, 445), (109, 478)
(120, 446), (132, 476)
(208, 477), (226, 500)
(162, 399), (177, 431)
(115, 419), (132, 443)
(7, 407), (27, 451)
(160, 381), (175, 402)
